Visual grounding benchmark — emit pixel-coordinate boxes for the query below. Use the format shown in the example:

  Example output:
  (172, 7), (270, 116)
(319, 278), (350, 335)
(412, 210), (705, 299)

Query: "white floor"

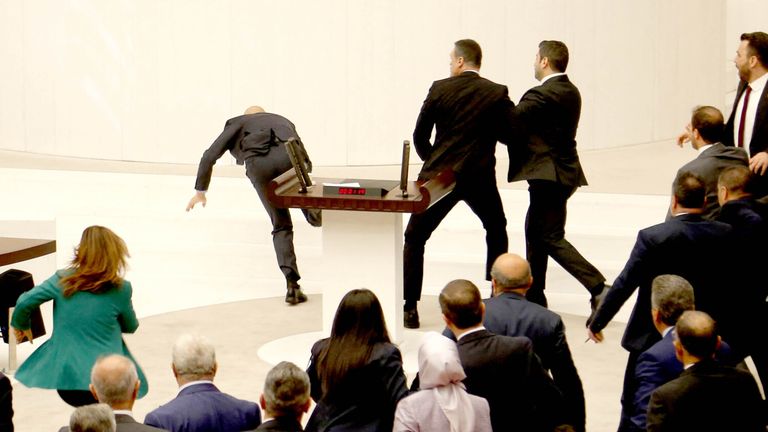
(0, 140), (695, 431)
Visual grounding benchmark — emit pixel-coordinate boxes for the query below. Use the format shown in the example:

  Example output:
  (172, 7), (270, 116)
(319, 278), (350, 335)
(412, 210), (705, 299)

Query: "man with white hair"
(59, 355), (164, 432)
(144, 334), (261, 432)
(253, 361), (311, 431)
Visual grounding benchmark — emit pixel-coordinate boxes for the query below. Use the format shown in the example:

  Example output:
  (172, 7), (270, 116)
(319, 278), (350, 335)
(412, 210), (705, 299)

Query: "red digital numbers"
(338, 187), (367, 195)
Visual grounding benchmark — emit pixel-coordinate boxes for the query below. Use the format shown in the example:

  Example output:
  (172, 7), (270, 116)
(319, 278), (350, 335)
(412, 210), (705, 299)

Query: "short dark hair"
(651, 275), (695, 326)
(454, 39), (482, 67)
(741, 32), (768, 68)
(718, 165), (757, 196)
(539, 40), (569, 72)
(676, 311), (718, 359)
(439, 279), (483, 329)
(691, 106), (724, 144)
(673, 171), (705, 209)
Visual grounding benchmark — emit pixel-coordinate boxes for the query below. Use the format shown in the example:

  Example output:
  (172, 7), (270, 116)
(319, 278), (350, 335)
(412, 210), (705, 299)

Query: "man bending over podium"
(404, 39), (513, 328)
(186, 106), (320, 305)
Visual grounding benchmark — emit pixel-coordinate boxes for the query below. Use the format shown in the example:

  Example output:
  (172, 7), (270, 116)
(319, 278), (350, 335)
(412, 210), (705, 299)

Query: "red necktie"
(737, 85), (752, 148)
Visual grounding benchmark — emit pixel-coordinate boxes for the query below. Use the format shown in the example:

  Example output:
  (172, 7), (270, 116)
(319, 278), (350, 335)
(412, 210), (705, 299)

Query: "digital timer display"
(337, 187), (368, 195)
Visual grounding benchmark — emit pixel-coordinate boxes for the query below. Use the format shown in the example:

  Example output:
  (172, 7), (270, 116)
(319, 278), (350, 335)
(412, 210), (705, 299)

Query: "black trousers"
(617, 351), (642, 432)
(245, 146), (303, 284)
(525, 180), (605, 307)
(403, 174), (508, 303)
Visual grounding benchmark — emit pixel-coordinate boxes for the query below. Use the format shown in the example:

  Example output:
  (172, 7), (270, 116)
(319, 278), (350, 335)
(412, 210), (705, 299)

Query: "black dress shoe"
(404, 307), (420, 329)
(285, 284), (308, 305)
(586, 283), (610, 327)
(303, 209), (322, 227)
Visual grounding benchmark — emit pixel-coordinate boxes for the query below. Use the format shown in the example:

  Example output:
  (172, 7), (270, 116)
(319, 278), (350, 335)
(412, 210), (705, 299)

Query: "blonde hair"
(61, 226), (129, 297)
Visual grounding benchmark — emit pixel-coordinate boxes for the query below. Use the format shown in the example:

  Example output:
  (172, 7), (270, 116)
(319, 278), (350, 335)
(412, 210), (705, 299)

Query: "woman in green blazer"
(11, 225), (148, 406)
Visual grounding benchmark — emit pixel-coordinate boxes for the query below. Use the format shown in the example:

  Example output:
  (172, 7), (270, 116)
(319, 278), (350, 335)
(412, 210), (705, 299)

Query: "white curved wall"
(0, 0), (727, 165)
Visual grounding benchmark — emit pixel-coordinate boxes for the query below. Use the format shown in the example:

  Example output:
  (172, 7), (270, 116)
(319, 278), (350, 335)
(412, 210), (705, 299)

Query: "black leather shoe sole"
(404, 309), (420, 329)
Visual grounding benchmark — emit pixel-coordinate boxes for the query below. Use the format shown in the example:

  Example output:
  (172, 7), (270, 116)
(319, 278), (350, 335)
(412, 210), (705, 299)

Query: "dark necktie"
(737, 85), (753, 148)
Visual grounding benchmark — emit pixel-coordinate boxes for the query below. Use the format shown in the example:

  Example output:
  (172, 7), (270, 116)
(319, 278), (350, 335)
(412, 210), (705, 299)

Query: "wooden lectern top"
(0, 237), (57, 267)
(267, 169), (455, 214)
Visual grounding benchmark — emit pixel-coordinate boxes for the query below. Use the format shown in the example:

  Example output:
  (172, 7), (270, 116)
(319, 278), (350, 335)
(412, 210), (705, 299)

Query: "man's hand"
(586, 328), (604, 343)
(186, 191), (207, 212)
(675, 125), (692, 147)
(13, 327), (33, 344)
(749, 151), (768, 176)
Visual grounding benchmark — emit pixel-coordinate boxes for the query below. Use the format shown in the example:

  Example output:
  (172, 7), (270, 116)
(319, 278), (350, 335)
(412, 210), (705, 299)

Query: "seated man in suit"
(253, 361), (310, 432)
(646, 311), (764, 431)
(483, 253), (585, 432)
(69, 404), (116, 432)
(60, 354), (166, 432)
(439, 279), (571, 432)
(145, 334), (261, 432)
(672, 105), (748, 220)
(0, 372), (12, 432)
(587, 171), (734, 431)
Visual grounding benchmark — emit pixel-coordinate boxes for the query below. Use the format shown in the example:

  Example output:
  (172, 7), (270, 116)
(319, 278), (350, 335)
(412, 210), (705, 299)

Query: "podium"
(267, 169), (454, 342)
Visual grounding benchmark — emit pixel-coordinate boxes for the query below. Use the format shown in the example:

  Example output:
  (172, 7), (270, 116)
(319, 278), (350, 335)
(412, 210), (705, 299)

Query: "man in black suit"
(484, 253), (585, 432)
(252, 361), (309, 432)
(186, 106), (319, 305)
(404, 39), (512, 328)
(440, 279), (571, 432)
(587, 172), (734, 432)
(725, 32), (768, 195)
(671, 106), (747, 220)
(646, 311), (764, 432)
(505, 40), (607, 313)
(0, 372), (12, 432)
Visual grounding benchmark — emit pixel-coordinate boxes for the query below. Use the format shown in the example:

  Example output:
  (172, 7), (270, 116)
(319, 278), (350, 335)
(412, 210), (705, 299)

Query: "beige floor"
(0, 140), (694, 431)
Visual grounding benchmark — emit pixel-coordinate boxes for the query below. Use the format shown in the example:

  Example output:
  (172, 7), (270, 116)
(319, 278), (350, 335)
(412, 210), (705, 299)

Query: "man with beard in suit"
(505, 40), (607, 317)
(440, 279), (571, 432)
(404, 39), (513, 328)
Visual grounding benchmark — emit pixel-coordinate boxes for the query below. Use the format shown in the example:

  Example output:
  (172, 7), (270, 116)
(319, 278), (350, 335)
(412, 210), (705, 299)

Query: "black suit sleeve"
(524, 346), (571, 430)
(646, 388), (672, 432)
(194, 119), (240, 191)
(413, 84), (437, 161)
(548, 319), (586, 432)
(376, 346), (410, 414)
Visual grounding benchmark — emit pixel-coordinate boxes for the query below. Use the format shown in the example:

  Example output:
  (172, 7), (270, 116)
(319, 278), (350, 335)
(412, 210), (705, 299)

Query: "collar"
(457, 326), (486, 341)
(662, 327), (674, 338)
(696, 143), (714, 155)
(462, 69), (480, 75)
(177, 380), (215, 396)
(541, 72), (566, 84)
(113, 410), (133, 418)
(747, 71), (768, 94)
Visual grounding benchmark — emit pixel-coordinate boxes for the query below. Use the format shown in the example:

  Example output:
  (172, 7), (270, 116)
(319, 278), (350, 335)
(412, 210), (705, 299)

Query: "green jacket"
(11, 272), (148, 396)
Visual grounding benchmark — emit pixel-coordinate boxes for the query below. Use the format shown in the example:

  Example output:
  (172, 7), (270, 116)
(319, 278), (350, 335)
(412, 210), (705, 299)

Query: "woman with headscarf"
(393, 331), (492, 432)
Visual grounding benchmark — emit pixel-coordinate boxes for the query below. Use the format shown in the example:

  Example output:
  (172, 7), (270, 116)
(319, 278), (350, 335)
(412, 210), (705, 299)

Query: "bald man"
(483, 253), (585, 432)
(186, 106), (319, 305)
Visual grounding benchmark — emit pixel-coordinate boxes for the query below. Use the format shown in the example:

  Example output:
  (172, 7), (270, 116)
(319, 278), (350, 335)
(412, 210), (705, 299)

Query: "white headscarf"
(418, 332), (477, 432)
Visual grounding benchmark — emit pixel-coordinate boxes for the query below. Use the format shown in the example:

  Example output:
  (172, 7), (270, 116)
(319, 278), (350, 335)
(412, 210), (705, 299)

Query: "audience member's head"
(718, 165), (757, 205)
(538, 40), (569, 73)
(172, 334), (217, 385)
(674, 311), (720, 364)
(453, 39), (482, 69)
(439, 279), (484, 332)
(260, 361), (311, 421)
(650, 275), (695, 333)
(318, 289), (390, 394)
(671, 171), (706, 213)
(737, 32), (768, 82)
(490, 253), (533, 296)
(69, 403), (116, 432)
(89, 355), (140, 410)
(689, 106), (724, 146)
(244, 105), (265, 115)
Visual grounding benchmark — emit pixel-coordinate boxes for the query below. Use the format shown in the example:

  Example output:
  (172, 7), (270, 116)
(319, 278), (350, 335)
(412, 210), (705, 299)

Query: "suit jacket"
(0, 373), (12, 432)
(672, 143), (748, 219)
(646, 359), (764, 432)
(631, 330), (734, 432)
(305, 340), (409, 432)
(60, 413), (168, 432)
(457, 329), (567, 432)
(483, 292), (585, 432)
(413, 71), (512, 180)
(252, 417), (303, 432)
(194, 112), (310, 191)
(724, 79), (768, 156)
(589, 214), (733, 353)
(144, 382), (261, 432)
(10, 272), (148, 397)
(393, 387), (492, 432)
(507, 74), (587, 187)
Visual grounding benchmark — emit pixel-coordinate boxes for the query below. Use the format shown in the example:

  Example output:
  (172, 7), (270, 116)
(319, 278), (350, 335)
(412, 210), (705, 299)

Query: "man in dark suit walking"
(587, 172), (734, 431)
(404, 39), (512, 328)
(484, 253), (585, 432)
(440, 279), (571, 432)
(506, 40), (607, 313)
(646, 311), (764, 432)
(672, 106), (747, 220)
(186, 106), (319, 305)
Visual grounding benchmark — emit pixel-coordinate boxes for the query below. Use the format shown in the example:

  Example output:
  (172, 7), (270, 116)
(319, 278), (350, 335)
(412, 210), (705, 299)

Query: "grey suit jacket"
(60, 413), (168, 432)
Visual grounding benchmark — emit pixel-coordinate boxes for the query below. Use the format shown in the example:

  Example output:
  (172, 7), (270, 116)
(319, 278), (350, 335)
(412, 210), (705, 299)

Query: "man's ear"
(673, 338), (685, 362)
(89, 384), (99, 401)
(259, 394), (267, 410)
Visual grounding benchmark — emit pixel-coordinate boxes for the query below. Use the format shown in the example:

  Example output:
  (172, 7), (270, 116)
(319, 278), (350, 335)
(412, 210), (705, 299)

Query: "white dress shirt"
(733, 72), (768, 155)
